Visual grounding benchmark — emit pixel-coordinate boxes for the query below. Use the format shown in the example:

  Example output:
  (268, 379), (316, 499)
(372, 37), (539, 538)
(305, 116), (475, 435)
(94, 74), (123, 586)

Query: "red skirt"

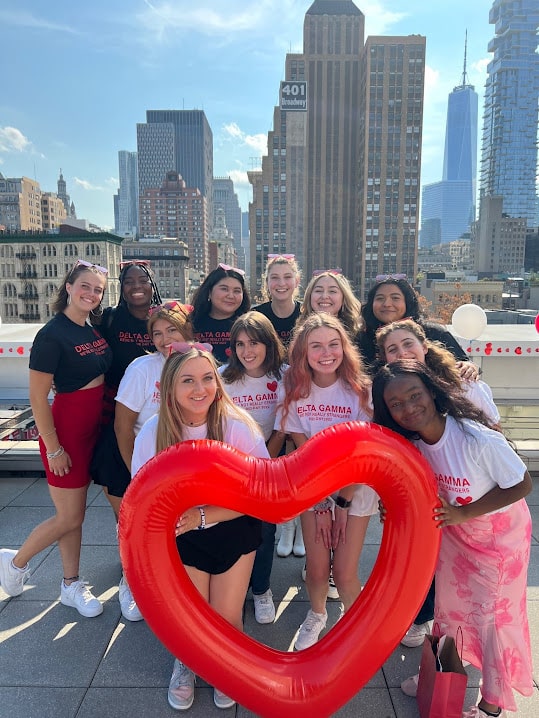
(39, 384), (104, 489)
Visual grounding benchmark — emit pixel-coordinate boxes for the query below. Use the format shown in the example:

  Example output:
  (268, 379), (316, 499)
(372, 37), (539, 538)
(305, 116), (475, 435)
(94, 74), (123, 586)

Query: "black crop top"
(29, 313), (112, 393)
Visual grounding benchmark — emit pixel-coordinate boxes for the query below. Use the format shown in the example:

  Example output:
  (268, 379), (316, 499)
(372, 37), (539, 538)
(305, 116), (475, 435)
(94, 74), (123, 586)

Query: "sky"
(0, 0), (496, 231)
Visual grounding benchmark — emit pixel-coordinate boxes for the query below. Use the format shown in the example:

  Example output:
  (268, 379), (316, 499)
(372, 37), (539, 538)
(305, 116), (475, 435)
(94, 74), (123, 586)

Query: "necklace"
(178, 408), (207, 427)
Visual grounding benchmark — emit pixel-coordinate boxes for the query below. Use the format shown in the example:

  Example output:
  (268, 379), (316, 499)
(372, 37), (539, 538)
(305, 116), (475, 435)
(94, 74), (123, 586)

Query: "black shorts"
(90, 422), (131, 497)
(177, 516), (262, 574)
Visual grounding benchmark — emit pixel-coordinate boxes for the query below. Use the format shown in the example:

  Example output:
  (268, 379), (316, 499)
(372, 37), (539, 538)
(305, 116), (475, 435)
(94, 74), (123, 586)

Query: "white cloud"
(0, 126), (32, 153)
(74, 177), (104, 191)
(223, 123), (267, 155)
(105, 176), (119, 187)
(0, 10), (81, 35)
(225, 169), (250, 189)
(362, 2), (407, 36)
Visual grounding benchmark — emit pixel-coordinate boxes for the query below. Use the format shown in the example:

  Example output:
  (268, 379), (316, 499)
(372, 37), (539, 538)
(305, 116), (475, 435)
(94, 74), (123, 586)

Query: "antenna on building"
(461, 30), (469, 86)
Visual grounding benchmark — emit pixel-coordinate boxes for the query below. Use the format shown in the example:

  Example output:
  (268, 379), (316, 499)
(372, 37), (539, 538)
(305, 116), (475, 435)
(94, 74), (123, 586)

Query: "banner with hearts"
(120, 421), (440, 718)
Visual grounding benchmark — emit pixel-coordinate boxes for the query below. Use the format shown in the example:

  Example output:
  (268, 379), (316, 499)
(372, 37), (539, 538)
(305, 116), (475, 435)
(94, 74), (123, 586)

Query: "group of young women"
(0, 255), (533, 717)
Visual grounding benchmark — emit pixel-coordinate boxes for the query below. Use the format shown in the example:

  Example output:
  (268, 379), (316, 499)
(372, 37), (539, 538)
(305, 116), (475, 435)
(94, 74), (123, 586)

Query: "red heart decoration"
(515, 346), (522, 355)
(267, 380), (278, 392)
(120, 422), (440, 718)
(456, 496), (473, 505)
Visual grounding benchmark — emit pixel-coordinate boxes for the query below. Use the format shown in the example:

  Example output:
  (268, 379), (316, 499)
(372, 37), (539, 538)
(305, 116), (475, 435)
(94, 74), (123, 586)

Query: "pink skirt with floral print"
(435, 498), (533, 711)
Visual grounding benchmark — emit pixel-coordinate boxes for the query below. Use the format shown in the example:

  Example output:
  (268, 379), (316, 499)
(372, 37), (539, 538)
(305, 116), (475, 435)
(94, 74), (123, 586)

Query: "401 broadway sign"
(280, 81), (307, 111)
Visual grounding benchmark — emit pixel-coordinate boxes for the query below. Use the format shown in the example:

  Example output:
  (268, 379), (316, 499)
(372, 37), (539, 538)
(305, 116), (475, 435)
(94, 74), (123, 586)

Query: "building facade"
(213, 177), (243, 269)
(137, 110), (214, 230)
(121, 236), (190, 302)
(41, 193), (67, 231)
(0, 230), (123, 323)
(474, 195), (527, 276)
(248, 1), (425, 298)
(0, 176), (43, 232)
(138, 171), (209, 274)
(479, 0), (539, 225)
(115, 150), (139, 236)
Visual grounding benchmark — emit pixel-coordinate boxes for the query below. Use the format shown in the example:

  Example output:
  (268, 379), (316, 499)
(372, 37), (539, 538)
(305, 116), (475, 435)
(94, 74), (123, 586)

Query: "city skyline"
(1, 1), (502, 230)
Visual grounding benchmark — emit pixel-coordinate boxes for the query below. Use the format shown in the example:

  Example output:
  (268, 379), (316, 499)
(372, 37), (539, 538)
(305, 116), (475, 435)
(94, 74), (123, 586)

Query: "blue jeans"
(250, 521), (276, 595)
(415, 578), (435, 624)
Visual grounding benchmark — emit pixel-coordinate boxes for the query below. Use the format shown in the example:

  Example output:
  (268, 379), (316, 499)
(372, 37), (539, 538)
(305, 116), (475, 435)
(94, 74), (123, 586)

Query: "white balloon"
(451, 303), (487, 340)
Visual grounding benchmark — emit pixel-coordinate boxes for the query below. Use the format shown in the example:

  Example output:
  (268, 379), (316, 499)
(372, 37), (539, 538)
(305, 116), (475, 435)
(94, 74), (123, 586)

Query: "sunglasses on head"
(74, 259), (109, 275)
(148, 301), (193, 317)
(268, 253), (295, 261)
(218, 263), (245, 276)
(375, 273), (407, 283)
(168, 341), (213, 356)
(120, 259), (151, 270)
(312, 268), (343, 277)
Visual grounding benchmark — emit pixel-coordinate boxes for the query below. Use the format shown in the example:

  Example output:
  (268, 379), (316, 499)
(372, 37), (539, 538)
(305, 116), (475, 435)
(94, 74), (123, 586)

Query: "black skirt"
(90, 422), (131, 497)
(176, 515), (262, 575)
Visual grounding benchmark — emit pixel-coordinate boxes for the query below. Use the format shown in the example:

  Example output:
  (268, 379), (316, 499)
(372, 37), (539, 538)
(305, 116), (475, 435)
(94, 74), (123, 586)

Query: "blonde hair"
(155, 347), (262, 453)
(262, 255), (301, 301)
(281, 313), (371, 430)
(299, 272), (362, 336)
(376, 319), (463, 387)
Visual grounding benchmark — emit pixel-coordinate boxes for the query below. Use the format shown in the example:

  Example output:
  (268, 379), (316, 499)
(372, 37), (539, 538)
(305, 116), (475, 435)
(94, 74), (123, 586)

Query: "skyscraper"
(248, 0), (425, 297)
(421, 38), (478, 248)
(213, 177), (244, 269)
(479, 0), (539, 224)
(115, 151), (139, 236)
(137, 110), (214, 231)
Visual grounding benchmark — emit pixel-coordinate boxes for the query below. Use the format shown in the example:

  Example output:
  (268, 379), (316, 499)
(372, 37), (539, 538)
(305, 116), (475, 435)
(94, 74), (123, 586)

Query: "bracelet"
(313, 498), (332, 513)
(39, 428), (57, 438)
(314, 508), (332, 515)
(197, 507), (206, 530)
(46, 446), (65, 460)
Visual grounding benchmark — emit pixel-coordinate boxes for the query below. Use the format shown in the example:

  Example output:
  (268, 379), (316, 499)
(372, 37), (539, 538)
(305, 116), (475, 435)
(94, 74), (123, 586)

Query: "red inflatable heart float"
(119, 422), (440, 718)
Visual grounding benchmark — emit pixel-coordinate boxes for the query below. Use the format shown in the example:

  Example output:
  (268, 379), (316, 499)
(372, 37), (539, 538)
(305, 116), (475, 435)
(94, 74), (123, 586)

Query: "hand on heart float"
(119, 421), (441, 718)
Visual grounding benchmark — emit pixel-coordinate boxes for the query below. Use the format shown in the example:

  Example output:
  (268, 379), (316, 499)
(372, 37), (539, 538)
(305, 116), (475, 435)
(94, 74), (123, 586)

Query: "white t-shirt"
(463, 379), (500, 424)
(275, 377), (371, 437)
(274, 378), (377, 517)
(115, 352), (165, 435)
(132, 412), (270, 479)
(414, 415), (526, 510)
(219, 367), (286, 441)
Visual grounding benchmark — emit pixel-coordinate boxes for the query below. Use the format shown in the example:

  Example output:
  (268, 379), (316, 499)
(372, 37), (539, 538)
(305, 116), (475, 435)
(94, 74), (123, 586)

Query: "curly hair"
(190, 266), (250, 326)
(280, 312), (371, 430)
(221, 311), (286, 383)
(372, 359), (493, 440)
(375, 319), (462, 387)
(299, 271), (363, 337)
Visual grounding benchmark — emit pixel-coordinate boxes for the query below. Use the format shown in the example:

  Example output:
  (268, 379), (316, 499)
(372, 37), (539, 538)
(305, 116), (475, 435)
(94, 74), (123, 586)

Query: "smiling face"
(151, 318), (187, 357)
(121, 266), (153, 310)
(306, 326), (343, 386)
(234, 330), (267, 378)
(372, 283), (407, 325)
(66, 270), (106, 314)
(209, 278), (244, 319)
(382, 374), (439, 439)
(310, 276), (344, 316)
(174, 355), (218, 425)
(382, 329), (427, 364)
(267, 262), (299, 304)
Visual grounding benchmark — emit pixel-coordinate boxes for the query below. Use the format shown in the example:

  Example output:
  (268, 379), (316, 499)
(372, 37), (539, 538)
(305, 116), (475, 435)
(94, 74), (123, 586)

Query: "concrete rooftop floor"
(1, 474), (538, 718)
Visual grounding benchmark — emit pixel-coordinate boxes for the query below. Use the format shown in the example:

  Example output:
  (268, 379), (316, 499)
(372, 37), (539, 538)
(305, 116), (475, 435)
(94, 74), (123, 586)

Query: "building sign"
(280, 81), (307, 111)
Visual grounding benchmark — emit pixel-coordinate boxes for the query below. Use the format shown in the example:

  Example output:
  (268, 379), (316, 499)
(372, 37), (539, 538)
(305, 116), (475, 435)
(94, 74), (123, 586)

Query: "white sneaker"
(60, 579), (103, 618)
(213, 687), (235, 709)
(168, 659), (195, 711)
(327, 569), (340, 600)
(294, 609), (327, 650)
(292, 519), (305, 557)
(119, 576), (143, 622)
(276, 520), (295, 557)
(253, 588), (275, 624)
(0, 549), (29, 597)
(400, 620), (432, 647)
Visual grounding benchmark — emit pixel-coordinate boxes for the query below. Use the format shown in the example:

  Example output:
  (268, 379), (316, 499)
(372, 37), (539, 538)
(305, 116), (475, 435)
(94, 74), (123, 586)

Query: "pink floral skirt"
(435, 499), (533, 711)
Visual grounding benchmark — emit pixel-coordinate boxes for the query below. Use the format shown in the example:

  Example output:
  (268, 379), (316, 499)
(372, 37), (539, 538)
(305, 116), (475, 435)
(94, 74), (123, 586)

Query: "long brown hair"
(155, 347), (262, 453)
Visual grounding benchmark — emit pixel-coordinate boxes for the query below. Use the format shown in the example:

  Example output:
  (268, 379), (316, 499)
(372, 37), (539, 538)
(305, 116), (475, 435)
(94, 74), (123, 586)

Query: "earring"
(67, 293), (72, 306)
(91, 303), (104, 317)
